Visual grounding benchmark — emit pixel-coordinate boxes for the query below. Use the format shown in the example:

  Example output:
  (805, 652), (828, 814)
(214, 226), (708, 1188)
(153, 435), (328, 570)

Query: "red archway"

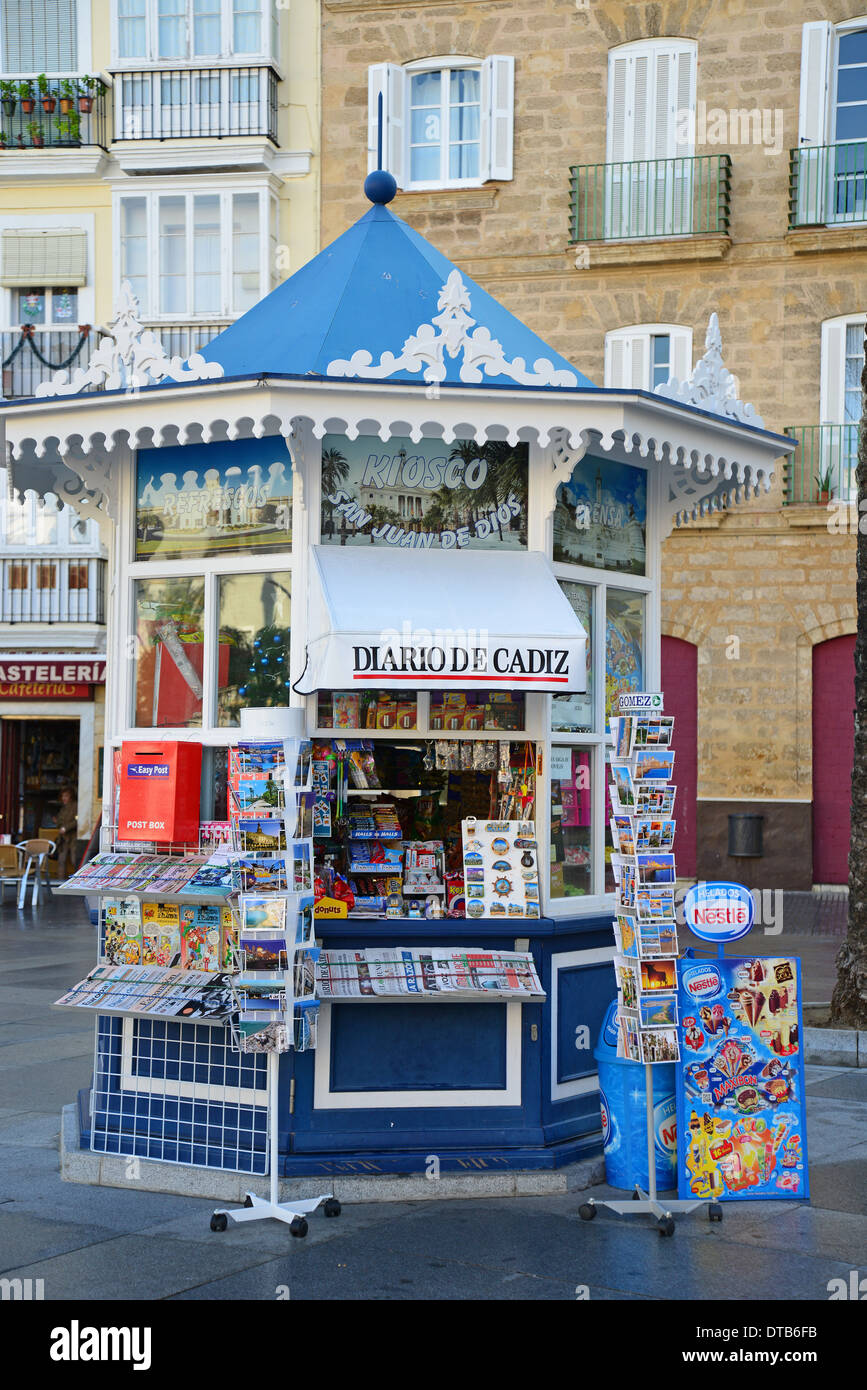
(812, 634), (855, 884)
(661, 635), (697, 879)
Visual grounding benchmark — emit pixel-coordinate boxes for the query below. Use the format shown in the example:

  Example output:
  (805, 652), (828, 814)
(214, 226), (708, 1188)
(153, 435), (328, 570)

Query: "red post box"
(117, 740), (202, 844)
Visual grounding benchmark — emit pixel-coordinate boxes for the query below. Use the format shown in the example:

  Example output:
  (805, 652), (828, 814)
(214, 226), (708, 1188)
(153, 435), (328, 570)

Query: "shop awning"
(296, 546), (587, 695)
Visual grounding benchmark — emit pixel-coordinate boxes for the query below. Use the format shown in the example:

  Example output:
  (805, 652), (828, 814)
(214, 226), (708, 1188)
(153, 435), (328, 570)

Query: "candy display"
(676, 955), (809, 1201)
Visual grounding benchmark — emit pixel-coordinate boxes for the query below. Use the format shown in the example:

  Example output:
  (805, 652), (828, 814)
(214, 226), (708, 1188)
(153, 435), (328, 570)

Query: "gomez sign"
(683, 881), (754, 943)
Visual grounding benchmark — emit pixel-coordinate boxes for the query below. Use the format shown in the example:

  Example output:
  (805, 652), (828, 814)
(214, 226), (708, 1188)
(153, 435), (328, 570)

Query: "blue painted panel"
(330, 1003), (508, 1092)
(555, 959), (615, 1086)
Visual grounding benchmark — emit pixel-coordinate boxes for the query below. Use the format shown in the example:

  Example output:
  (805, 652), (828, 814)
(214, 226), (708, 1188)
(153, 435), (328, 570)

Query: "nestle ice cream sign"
(683, 881), (754, 944)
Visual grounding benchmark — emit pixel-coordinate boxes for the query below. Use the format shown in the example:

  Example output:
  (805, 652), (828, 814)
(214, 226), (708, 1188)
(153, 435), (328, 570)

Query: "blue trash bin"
(595, 1000), (677, 1191)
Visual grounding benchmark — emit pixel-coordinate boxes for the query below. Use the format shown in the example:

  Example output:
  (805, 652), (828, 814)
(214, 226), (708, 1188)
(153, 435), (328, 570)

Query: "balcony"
(0, 76), (108, 152)
(783, 425), (859, 504)
(569, 155), (732, 258)
(1, 322), (225, 399)
(111, 65), (278, 144)
(0, 557), (106, 625)
(789, 142), (867, 229)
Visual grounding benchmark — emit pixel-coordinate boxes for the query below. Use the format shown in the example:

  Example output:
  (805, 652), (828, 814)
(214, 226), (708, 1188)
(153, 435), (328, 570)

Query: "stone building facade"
(320, 0), (867, 890)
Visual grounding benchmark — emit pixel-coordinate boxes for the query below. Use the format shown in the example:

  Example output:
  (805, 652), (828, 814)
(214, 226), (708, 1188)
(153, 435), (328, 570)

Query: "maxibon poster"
(676, 954), (809, 1202)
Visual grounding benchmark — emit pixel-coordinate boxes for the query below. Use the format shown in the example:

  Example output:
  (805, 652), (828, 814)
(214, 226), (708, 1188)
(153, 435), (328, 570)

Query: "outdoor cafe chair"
(0, 843), (24, 905)
(15, 838), (57, 909)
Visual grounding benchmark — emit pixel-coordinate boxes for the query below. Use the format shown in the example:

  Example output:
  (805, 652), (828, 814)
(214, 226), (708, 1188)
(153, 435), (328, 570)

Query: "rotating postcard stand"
(578, 695), (716, 1237)
(210, 712), (341, 1236)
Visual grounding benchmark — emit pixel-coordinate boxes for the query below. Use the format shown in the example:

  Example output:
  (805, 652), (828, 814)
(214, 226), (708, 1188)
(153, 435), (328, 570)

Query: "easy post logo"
(50, 1322), (152, 1371)
(127, 763), (170, 778)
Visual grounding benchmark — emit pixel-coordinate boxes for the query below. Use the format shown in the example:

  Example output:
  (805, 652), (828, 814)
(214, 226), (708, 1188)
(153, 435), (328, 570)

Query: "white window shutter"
(629, 333), (650, 388)
(367, 63), (406, 186)
(674, 47), (696, 157)
(481, 55), (515, 181)
(604, 330), (650, 388)
(607, 53), (630, 163)
(820, 319), (847, 422)
(798, 21), (832, 146)
(670, 327), (693, 383)
(604, 334), (626, 387)
(631, 54), (649, 161)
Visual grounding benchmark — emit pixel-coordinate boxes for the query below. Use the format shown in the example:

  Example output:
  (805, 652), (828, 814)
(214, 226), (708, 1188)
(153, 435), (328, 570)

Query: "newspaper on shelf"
(316, 948), (545, 1001)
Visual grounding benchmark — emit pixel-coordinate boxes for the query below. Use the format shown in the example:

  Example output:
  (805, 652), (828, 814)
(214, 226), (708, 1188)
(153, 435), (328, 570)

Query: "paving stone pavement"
(0, 896), (864, 1301)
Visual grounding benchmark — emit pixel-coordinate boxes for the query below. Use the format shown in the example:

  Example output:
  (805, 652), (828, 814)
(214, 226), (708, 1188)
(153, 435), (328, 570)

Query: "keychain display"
(460, 817), (540, 919)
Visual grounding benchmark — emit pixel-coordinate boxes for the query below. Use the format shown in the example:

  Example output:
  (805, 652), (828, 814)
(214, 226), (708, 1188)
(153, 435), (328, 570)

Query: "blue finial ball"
(364, 169), (397, 205)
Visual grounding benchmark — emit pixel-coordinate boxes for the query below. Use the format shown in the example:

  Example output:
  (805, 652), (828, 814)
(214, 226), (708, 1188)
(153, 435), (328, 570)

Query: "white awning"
(296, 546), (587, 695)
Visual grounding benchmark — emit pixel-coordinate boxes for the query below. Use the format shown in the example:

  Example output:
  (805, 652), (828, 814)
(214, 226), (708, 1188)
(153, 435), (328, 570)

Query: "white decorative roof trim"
(325, 269), (579, 389)
(34, 280), (225, 398)
(654, 313), (764, 429)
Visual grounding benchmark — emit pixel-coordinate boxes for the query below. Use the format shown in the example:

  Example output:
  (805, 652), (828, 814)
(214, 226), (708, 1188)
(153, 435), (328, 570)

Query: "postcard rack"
(210, 732), (340, 1236)
(579, 695), (712, 1237)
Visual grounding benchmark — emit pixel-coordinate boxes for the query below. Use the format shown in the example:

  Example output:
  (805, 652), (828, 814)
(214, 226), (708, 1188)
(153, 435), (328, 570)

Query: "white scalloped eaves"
(325, 269), (579, 390)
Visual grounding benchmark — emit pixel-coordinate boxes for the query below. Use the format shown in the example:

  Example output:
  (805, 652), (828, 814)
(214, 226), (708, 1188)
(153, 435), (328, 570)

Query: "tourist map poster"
(676, 954), (809, 1202)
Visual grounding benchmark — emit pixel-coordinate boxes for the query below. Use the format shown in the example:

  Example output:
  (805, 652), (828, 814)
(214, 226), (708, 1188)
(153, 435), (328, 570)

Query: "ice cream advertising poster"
(675, 956), (809, 1202)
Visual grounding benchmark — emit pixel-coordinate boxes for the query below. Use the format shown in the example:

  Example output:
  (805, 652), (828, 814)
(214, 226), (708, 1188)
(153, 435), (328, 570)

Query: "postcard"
(631, 715), (675, 748)
(612, 814), (636, 856)
(635, 852), (676, 885)
(239, 933), (288, 972)
(231, 855), (288, 893)
(639, 995), (679, 1028)
(636, 784), (676, 817)
(234, 777), (284, 814)
(636, 885), (676, 922)
(241, 895), (287, 932)
(635, 818), (676, 852)
(610, 762), (636, 808)
(614, 912), (639, 957)
(614, 716), (634, 760)
(615, 954), (640, 1012)
(618, 1016), (642, 1062)
(639, 957), (678, 993)
(633, 748), (675, 782)
(237, 818), (287, 852)
(639, 1027), (680, 1063)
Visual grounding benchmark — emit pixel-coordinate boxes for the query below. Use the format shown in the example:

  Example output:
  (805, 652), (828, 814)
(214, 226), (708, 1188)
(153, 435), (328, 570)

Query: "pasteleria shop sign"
(0, 659), (106, 684)
(683, 881), (754, 944)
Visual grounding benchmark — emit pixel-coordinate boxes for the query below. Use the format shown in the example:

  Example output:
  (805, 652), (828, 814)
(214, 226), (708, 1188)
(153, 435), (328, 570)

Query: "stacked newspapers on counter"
(317, 947), (545, 1000)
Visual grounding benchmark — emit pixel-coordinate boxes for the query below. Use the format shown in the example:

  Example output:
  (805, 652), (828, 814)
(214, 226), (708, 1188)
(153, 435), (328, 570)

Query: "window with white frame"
(0, 0), (80, 73)
(115, 0), (274, 62)
(117, 187), (270, 319)
(798, 19), (867, 223)
(605, 38), (697, 237)
(604, 324), (692, 391)
(367, 56), (514, 190)
(819, 313), (865, 498)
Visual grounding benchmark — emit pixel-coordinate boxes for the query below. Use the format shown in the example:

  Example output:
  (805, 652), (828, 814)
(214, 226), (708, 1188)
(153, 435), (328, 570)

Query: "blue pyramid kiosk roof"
(199, 198), (592, 389)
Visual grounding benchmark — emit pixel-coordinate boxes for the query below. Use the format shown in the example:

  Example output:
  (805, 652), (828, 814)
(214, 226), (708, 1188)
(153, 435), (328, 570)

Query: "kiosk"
(2, 174), (793, 1185)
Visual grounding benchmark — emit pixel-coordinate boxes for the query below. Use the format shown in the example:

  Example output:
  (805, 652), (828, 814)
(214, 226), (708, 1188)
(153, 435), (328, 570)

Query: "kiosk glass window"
(316, 690), (418, 731)
(216, 571), (291, 726)
(549, 746), (593, 899)
(552, 581), (593, 733)
(134, 576), (206, 728)
(552, 454), (647, 575)
(135, 437), (293, 561)
(605, 588), (645, 722)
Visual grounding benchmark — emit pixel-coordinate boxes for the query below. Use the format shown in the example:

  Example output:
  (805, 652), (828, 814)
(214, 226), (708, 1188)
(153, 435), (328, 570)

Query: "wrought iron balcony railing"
(569, 154), (732, 243)
(1, 322), (225, 398)
(0, 557), (106, 625)
(0, 76), (108, 151)
(111, 65), (278, 142)
(784, 424), (860, 504)
(789, 142), (867, 228)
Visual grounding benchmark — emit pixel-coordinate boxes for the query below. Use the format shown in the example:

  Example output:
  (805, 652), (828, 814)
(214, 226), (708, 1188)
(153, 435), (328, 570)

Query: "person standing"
(54, 787), (78, 879)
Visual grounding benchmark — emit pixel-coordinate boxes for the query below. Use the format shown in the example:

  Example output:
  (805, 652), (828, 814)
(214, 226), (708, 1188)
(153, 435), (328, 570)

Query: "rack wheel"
(289, 1217), (308, 1238)
(708, 1203), (723, 1223)
(210, 1213), (228, 1233)
(657, 1216), (675, 1238)
(323, 1198), (341, 1218)
(578, 1202), (596, 1221)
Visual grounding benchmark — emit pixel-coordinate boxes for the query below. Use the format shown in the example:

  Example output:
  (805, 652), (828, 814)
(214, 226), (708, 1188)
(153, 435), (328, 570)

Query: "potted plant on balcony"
(0, 131), (8, 149)
(59, 79), (76, 115)
(77, 75), (99, 113)
(18, 80), (35, 114)
(0, 81), (16, 119)
(38, 75), (55, 113)
(814, 466), (834, 504)
(27, 120), (44, 148)
(54, 108), (81, 145)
